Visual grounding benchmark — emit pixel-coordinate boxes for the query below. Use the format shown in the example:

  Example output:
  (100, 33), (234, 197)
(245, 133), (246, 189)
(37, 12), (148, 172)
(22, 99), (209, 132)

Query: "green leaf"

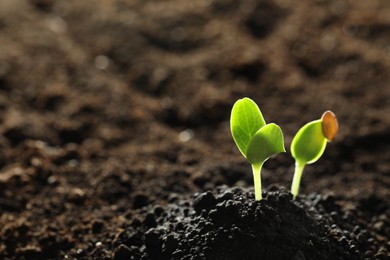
(291, 120), (327, 164)
(246, 123), (286, 165)
(230, 98), (266, 157)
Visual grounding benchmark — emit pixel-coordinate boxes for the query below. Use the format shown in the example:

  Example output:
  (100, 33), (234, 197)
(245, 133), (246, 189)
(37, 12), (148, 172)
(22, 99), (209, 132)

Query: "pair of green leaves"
(230, 98), (285, 167)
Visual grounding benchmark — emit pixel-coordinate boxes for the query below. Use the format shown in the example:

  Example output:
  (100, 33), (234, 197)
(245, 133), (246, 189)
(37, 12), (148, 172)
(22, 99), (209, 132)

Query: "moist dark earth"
(0, 0), (389, 259)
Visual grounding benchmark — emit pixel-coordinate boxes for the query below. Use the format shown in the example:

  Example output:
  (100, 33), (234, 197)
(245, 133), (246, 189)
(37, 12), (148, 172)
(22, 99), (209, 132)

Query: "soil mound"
(119, 187), (363, 260)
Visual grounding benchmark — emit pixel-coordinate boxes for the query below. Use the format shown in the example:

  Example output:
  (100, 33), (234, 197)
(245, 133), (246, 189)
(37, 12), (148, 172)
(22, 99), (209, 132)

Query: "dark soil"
(118, 186), (386, 260)
(0, 0), (389, 259)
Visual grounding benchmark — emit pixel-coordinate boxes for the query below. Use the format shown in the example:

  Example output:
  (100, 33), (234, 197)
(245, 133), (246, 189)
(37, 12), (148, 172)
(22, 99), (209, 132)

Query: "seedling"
(230, 98), (285, 200)
(290, 111), (339, 199)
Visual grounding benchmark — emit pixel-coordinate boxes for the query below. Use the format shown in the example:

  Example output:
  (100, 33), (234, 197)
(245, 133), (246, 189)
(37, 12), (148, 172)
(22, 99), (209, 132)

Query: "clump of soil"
(113, 186), (388, 260)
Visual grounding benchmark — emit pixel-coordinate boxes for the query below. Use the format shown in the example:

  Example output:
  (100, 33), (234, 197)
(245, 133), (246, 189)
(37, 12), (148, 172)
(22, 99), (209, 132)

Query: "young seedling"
(230, 98), (285, 200)
(290, 111), (339, 199)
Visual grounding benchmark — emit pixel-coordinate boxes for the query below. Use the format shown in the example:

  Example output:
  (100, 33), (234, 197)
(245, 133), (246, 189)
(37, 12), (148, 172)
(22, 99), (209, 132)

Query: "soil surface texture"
(0, 0), (389, 259)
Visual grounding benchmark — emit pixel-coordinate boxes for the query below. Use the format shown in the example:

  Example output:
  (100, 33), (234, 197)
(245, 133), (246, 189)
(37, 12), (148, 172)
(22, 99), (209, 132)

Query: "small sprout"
(230, 98), (285, 200)
(290, 110), (339, 199)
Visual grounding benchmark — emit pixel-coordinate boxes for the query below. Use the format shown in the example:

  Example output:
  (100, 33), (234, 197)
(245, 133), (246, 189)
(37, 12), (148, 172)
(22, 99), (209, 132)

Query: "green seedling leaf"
(230, 98), (266, 157)
(246, 123), (286, 166)
(230, 98), (285, 200)
(290, 111), (339, 199)
(291, 120), (327, 165)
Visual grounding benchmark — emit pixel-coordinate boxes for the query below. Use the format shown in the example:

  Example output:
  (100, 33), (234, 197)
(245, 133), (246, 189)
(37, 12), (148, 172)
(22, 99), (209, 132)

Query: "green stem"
(291, 160), (305, 199)
(251, 163), (263, 201)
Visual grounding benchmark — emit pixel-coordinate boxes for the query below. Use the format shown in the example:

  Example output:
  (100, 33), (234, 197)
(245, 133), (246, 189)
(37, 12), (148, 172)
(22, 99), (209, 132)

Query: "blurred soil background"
(0, 0), (389, 259)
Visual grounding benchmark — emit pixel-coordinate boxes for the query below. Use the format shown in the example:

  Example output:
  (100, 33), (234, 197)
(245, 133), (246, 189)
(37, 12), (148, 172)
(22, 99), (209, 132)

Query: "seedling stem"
(252, 163), (263, 200)
(291, 160), (305, 199)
